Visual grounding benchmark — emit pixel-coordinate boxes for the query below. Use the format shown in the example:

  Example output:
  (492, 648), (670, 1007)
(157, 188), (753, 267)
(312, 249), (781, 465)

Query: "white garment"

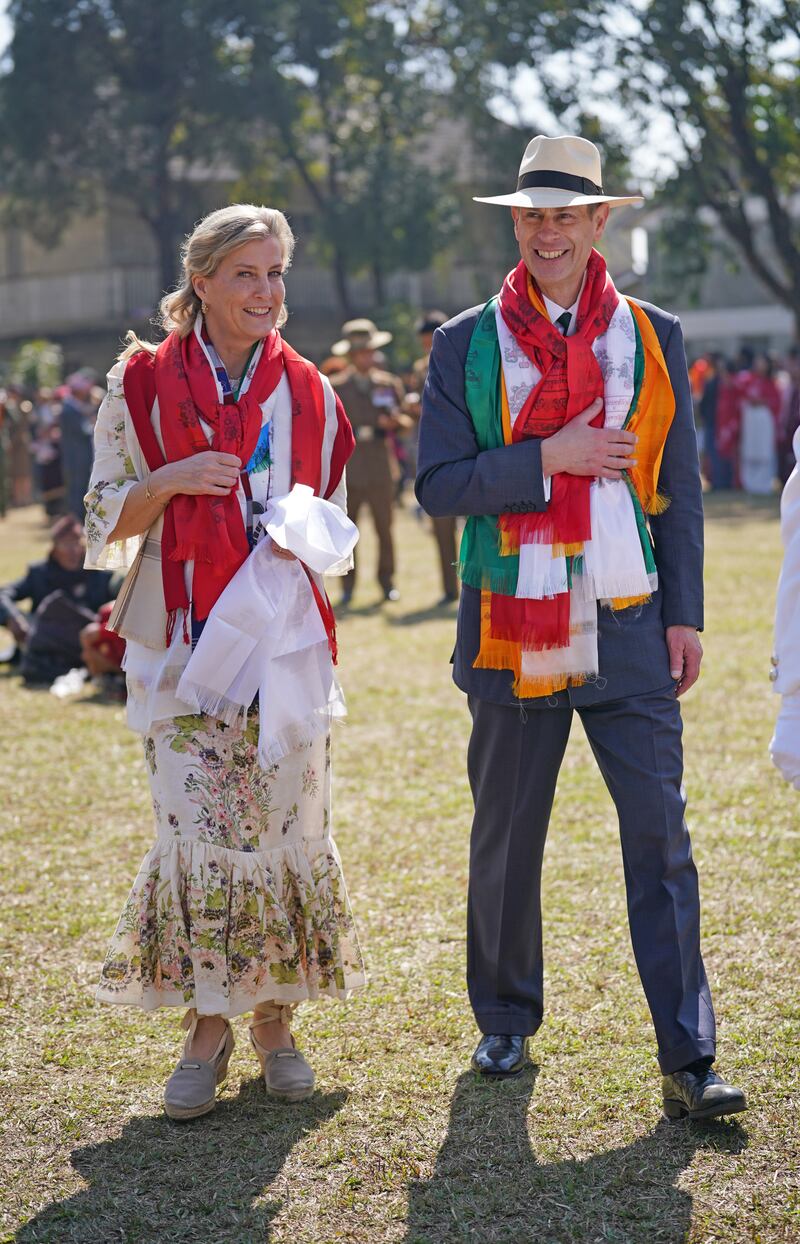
(770, 427), (800, 786)
(84, 324), (349, 733)
(520, 592), (598, 686)
(176, 487), (358, 766)
(740, 401), (777, 495)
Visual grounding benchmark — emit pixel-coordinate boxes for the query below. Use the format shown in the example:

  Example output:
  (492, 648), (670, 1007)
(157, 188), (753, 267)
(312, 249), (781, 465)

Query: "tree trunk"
(332, 249), (354, 319)
(151, 214), (181, 307)
(372, 259), (386, 309)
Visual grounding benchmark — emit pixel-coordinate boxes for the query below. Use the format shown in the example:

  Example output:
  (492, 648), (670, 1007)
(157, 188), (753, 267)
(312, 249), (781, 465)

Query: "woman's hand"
(152, 451), (242, 500)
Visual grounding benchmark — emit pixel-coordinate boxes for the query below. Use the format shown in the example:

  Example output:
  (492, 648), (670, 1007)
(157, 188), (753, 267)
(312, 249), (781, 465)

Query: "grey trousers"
(466, 687), (716, 1074)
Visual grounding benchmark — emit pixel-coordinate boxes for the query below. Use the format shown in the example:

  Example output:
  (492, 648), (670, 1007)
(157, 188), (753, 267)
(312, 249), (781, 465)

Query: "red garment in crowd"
(85, 601), (126, 669)
(715, 378), (742, 465)
(737, 371), (782, 419)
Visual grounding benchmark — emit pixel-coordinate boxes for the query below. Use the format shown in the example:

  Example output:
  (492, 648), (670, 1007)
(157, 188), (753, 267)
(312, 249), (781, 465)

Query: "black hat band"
(517, 170), (604, 196)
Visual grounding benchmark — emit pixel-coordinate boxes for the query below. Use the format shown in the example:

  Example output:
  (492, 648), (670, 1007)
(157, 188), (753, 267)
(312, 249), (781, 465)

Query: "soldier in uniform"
(330, 319), (408, 604)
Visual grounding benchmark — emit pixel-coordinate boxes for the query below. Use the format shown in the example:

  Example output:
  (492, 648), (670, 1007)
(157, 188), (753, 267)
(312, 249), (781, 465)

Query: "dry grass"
(0, 491), (797, 1243)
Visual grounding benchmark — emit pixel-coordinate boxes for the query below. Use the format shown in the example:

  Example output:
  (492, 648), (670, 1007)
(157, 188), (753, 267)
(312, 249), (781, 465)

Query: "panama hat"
(474, 134), (644, 210)
(331, 318), (393, 356)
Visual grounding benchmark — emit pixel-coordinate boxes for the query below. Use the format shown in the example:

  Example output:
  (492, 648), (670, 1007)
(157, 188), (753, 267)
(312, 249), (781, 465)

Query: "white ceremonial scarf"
(495, 298), (654, 605)
(770, 426), (800, 787)
(176, 486), (359, 767)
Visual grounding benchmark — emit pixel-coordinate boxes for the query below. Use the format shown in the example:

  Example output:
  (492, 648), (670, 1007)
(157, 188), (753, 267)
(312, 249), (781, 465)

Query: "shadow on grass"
(337, 600), (384, 618)
(15, 1079), (347, 1244)
(388, 601), (459, 627)
(405, 1070), (748, 1244)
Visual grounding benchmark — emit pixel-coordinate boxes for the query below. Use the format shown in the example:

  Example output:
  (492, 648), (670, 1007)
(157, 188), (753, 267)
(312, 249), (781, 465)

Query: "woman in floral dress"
(84, 204), (365, 1118)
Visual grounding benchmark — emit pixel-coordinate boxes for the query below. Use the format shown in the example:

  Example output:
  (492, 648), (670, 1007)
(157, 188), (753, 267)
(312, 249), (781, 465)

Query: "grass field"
(0, 493), (797, 1244)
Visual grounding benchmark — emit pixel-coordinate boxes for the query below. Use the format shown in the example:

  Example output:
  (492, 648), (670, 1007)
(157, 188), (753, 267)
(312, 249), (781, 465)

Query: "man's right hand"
(152, 451), (242, 500)
(540, 398), (637, 480)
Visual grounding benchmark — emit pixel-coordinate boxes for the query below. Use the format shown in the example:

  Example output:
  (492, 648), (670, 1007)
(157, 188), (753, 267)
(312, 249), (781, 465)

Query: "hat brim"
(331, 330), (393, 356)
(473, 188), (644, 209)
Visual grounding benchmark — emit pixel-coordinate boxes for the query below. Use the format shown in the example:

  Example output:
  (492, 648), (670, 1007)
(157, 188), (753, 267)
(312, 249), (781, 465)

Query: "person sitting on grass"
(0, 514), (117, 684)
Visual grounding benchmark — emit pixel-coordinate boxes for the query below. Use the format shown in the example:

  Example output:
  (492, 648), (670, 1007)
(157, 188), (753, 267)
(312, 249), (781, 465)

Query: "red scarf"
(123, 327), (353, 648)
(496, 249), (619, 547)
(715, 378), (741, 464)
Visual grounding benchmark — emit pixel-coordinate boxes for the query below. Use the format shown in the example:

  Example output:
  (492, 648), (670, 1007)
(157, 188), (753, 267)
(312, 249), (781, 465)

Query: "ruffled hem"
(96, 833), (366, 1017)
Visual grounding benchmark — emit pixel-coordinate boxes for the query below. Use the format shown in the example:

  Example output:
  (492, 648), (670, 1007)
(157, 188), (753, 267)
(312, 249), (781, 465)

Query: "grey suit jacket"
(415, 298), (704, 707)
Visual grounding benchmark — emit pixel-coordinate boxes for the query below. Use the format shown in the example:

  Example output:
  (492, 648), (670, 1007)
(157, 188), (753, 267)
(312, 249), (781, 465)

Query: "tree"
(437, 0), (800, 333)
(0, 1), (461, 318)
(8, 339), (64, 390)
(239, 1), (459, 313)
(0, 1), (263, 295)
(607, 0), (800, 334)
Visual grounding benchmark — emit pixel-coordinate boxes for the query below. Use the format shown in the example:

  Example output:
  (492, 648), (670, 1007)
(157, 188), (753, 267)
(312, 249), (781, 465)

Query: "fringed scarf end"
(513, 671), (587, 698)
(642, 490), (671, 516)
(458, 561), (520, 597)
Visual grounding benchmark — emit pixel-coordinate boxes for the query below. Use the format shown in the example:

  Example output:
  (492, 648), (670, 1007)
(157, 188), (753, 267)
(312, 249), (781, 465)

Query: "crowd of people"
(0, 370), (105, 520)
(691, 346), (800, 494)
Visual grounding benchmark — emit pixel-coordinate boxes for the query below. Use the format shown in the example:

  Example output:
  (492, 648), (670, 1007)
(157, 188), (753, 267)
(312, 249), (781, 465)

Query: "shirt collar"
(542, 272), (587, 336)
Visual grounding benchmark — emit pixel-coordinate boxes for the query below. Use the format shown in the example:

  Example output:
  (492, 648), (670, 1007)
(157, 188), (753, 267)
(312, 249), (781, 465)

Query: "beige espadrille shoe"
(163, 1010), (234, 1121)
(249, 1004), (315, 1102)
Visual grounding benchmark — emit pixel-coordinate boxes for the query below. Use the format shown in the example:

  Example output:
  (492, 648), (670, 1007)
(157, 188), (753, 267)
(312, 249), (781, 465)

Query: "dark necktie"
(556, 311), (572, 335)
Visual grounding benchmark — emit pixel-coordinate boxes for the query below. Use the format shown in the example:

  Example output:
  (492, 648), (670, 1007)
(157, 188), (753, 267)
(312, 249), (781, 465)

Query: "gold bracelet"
(144, 472), (160, 504)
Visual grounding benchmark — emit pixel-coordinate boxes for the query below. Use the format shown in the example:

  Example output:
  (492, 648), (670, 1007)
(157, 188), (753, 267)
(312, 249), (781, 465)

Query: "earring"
(201, 300), (209, 315)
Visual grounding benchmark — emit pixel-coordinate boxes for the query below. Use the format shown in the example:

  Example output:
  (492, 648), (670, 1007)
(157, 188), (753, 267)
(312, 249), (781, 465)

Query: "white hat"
(474, 134), (644, 210)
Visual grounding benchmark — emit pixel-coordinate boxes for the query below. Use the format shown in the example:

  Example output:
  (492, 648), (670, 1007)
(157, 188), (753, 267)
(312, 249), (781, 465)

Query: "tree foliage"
(8, 339), (64, 390)
(238, 1), (459, 312)
(0, 1), (259, 291)
(438, 0), (800, 329)
(609, 0), (800, 327)
(0, 0), (460, 315)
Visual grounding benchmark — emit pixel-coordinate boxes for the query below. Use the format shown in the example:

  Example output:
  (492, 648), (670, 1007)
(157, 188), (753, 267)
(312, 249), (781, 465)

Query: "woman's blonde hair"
(120, 204), (295, 360)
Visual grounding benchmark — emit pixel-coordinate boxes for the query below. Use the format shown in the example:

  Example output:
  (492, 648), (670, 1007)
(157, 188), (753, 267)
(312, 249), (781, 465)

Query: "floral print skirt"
(97, 713), (365, 1017)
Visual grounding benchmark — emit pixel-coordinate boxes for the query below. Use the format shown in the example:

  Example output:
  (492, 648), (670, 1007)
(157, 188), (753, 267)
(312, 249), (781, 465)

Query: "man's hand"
(666, 625), (703, 696)
(540, 398), (638, 479)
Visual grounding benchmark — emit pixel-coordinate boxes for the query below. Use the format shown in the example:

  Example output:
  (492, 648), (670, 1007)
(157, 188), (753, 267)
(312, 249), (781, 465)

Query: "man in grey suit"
(416, 135), (746, 1121)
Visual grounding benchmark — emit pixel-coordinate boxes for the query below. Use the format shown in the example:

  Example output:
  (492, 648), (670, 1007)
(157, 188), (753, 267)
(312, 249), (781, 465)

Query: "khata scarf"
(176, 486), (359, 767)
(123, 322), (354, 646)
(459, 249), (676, 697)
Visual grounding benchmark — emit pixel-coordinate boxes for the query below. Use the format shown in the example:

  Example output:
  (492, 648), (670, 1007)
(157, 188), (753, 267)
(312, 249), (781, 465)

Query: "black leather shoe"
(471, 1034), (531, 1077)
(662, 1067), (747, 1121)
